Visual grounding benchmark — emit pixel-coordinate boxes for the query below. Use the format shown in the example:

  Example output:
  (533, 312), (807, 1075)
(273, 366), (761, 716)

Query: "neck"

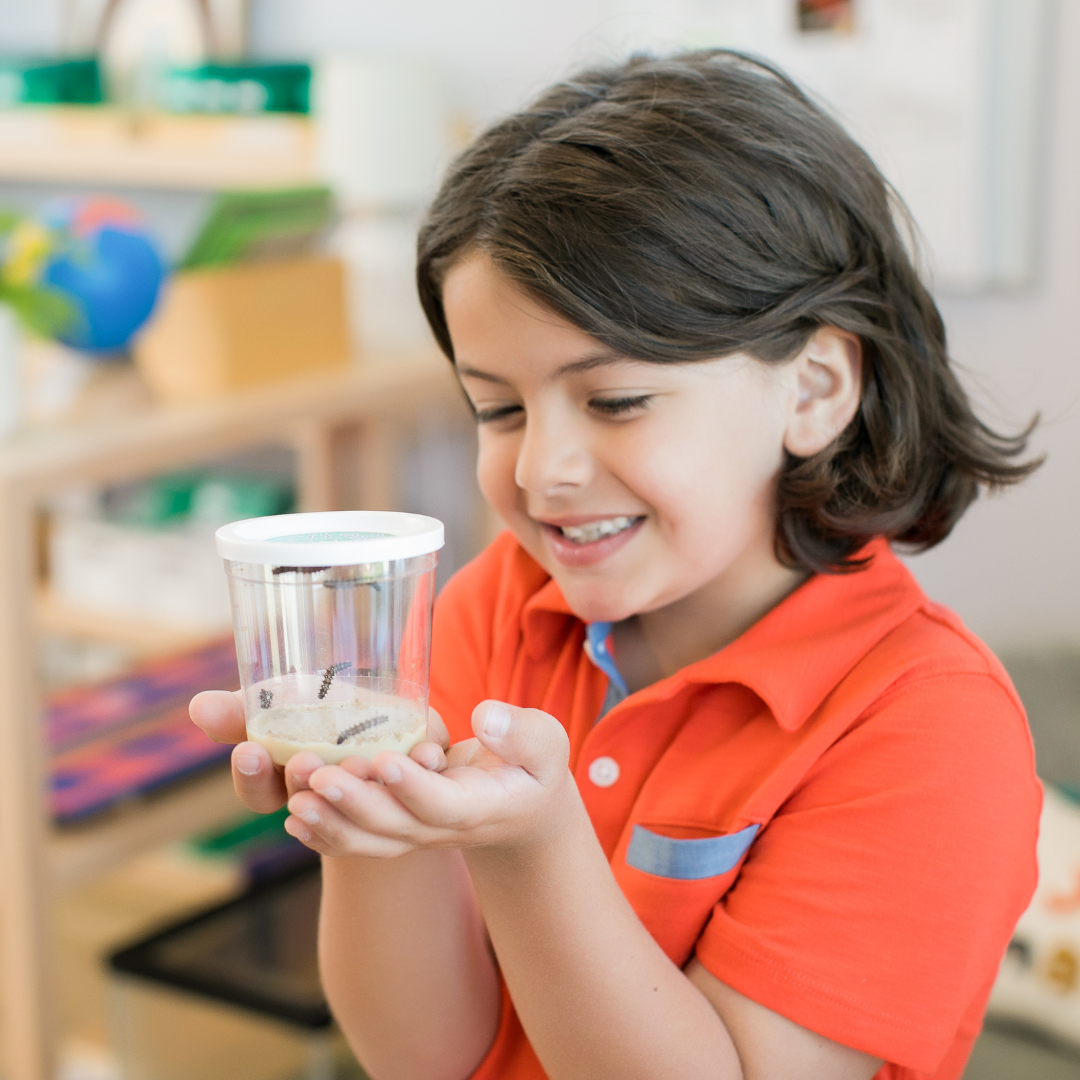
(612, 544), (806, 694)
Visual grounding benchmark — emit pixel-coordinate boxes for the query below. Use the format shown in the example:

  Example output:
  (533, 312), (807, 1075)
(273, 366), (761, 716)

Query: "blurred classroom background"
(0, 2), (1077, 1080)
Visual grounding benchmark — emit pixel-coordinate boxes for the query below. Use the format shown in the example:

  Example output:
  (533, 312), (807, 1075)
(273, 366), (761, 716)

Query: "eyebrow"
(456, 349), (630, 385)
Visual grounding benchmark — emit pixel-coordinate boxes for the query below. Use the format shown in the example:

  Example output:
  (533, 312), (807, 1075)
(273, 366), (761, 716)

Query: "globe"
(5, 197), (166, 353)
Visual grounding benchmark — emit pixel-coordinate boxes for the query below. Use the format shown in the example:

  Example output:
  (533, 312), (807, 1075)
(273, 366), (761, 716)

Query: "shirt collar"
(686, 539), (926, 730)
(519, 538), (926, 732)
(521, 574), (577, 659)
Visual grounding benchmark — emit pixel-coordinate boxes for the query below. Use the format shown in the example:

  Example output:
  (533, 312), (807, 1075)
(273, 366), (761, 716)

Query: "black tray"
(110, 861), (330, 1030)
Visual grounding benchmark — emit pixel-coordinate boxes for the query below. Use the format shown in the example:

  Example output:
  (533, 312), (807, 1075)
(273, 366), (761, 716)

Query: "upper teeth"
(559, 516), (636, 544)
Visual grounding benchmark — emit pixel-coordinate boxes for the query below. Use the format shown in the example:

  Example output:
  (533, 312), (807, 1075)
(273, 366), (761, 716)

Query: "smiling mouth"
(554, 516), (643, 545)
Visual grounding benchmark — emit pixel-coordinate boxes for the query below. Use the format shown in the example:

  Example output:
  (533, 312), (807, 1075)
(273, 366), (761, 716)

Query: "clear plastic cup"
(215, 511), (444, 766)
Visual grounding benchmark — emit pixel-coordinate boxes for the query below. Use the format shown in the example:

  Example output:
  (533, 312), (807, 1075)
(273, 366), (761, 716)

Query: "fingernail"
(483, 703), (511, 739)
(382, 762), (402, 784)
(299, 808), (321, 825)
(235, 755), (260, 776)
(314, 783), (342, 802)
(285, 818), (311, 843)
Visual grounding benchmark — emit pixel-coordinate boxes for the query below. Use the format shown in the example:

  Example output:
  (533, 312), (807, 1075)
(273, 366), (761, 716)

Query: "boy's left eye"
(589, 394), (653, 417)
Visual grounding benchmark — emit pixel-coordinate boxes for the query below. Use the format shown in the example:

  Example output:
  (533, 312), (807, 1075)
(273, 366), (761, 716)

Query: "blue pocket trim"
(626, 823), (760, 880)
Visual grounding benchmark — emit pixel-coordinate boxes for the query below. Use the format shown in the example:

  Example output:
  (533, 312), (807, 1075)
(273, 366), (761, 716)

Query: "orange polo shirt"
(429, 532), (1041, 1080)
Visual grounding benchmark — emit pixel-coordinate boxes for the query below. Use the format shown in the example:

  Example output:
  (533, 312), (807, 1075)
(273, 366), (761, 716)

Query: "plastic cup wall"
(224, 553), (437, 729)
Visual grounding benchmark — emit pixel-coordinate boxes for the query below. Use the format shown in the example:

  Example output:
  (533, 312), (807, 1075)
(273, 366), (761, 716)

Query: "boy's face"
(444, 254), (796, 624)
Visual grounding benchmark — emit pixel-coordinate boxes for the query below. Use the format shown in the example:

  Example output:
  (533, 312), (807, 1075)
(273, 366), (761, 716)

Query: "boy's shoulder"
(794, 550), (1034, 783)
(869, 597), (1022, 710)
(687, 538), (1029, 750)
(837, 545), (1025, 723)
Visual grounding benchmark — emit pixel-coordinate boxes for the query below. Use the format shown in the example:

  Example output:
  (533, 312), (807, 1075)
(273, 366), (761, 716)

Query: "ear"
(782, 326), (862, 458)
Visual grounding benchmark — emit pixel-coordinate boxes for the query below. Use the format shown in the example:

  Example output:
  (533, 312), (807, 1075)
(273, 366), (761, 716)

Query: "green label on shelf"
(268, 531), (392, 543)
(159, 63), (311, 114)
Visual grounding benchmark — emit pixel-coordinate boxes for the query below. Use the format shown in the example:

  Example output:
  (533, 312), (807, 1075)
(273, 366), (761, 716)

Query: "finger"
(426, 706), (450, 750)
(288, 789), (416, 858)
(283, 813), (335, 855)
(338, 755), (382, 781)
(373, 750), (482, 827)
(190, 689), (246, 744)
(410, 740), (448, 773)
(306, 763), (432, 838)
(284, 751), (329, 797)
(471, 700), (570, 785)
(231, 741), (287, 813)
(445, 737), (484, 769)
(281, 811), (396, 859)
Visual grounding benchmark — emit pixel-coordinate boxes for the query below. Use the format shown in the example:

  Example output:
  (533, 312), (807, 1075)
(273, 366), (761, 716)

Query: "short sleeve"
(694, 672), (1041, 1073)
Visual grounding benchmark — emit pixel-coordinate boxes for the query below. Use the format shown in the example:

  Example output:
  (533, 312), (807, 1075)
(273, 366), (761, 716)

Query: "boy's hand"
(188, 689), (451, 814)
(283, 700), (574, 859)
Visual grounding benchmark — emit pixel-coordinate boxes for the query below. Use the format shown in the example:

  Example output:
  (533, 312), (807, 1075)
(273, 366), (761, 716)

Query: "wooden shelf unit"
(34, 587), (225, 656)
(0, 107), (317, 190)
(0, 354), (470, 1080)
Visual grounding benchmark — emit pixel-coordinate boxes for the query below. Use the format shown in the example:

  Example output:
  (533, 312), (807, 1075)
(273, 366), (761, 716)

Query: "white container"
(313, 54), (450, 209)
(50, 514), (232, 631)
(216, 511), (444, 766)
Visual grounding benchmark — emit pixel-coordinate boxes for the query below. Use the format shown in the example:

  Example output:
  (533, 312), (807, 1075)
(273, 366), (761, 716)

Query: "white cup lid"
(215, 511), (444, 565)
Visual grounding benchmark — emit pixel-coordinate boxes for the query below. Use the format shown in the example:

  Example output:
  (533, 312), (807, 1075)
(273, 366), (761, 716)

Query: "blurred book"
(178, 186), (334, 271)
(48, 634), (239, 822)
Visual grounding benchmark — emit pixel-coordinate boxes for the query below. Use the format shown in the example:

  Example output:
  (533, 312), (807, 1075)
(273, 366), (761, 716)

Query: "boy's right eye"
(474, 404), (523, 424)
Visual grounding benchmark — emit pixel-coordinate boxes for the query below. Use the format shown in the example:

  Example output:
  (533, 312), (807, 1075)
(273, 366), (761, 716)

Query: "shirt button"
(588, 756), (620, 788)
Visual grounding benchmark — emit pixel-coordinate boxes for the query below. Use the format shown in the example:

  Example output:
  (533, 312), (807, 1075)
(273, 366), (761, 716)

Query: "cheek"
(623, 405), (785, 530)
(475, 433), (520, 511)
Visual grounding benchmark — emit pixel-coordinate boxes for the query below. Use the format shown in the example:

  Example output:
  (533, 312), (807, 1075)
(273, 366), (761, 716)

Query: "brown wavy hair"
(416, 50), (1040, 573)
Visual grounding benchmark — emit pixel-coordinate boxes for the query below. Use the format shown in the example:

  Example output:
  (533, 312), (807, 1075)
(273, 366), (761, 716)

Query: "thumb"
(471, 700), (570, 784)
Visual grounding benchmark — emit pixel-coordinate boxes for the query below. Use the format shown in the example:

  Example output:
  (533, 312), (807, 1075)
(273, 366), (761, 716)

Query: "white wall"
(247, 0), (698, 123)
(2, 0), (1077, 650)
(915, 0), (1080, 651)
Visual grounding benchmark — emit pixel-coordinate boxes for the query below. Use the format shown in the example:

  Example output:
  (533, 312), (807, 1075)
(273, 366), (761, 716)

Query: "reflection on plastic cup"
(216, 511), (444, 766)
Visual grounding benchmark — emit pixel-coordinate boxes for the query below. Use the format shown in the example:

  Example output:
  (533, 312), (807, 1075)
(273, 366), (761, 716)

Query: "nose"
(514, 410), (593, 496)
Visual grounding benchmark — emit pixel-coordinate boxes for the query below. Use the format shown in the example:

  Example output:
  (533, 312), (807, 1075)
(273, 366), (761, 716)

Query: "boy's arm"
(189, 690), (501, 1080)
(319, 849), (500, 1080)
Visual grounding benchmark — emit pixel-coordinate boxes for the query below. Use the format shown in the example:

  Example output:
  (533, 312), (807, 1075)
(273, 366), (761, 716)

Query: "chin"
(512, 527), (644, 622)
(557, 581), (637, 625)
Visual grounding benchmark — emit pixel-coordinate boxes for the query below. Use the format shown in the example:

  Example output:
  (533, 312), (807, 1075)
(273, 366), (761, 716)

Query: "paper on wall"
(676, 0), (1053, 291)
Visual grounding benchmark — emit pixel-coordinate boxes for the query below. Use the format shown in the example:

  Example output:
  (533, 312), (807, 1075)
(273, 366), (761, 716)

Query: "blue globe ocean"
(9, 197), (166, 353)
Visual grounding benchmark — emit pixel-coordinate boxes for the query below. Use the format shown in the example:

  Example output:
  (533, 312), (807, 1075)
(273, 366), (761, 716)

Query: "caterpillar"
(259, 689), (273, 709)
(337, 714), (390, 744)
(318, 661), (353, 699)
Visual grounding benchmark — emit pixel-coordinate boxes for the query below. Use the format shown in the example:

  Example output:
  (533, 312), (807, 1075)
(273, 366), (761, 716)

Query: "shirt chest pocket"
(612, 823), (759, 967)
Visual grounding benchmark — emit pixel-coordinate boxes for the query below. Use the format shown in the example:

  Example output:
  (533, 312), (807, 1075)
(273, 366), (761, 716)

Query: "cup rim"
(215, 510), (445, 565)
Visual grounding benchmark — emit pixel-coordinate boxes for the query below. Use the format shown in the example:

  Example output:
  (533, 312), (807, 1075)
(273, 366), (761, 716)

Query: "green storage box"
(0, 57), (103, 106)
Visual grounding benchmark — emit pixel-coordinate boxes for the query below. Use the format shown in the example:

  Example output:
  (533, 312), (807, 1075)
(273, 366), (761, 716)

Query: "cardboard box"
(134, 256), (351, 402)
